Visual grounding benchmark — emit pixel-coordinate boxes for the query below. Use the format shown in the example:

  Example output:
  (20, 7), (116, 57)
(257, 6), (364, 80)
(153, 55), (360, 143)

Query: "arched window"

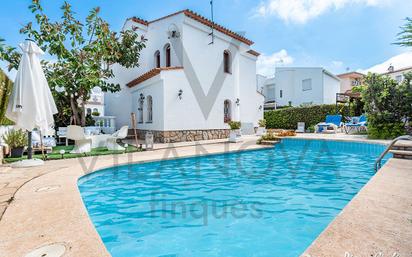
(224, 100), (231, 123)
(147, 95), (153, 123)
(154, 51), (160, 68)
(138, 98), (144, 123)
(86, 108), (92, 116)
(165, 44), (171, 67)
(223, 50), (231, 73)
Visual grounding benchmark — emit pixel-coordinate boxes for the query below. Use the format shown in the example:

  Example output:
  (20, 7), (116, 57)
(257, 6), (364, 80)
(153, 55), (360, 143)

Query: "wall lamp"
(178, 89), (183, 100)
(140, 93), (145, 102)
(259, 105), (263, 110)
(236, 98), (240, 106)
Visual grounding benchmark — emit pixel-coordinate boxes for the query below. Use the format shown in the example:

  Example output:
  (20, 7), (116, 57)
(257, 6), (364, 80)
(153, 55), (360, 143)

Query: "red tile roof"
(126, 67), (184, 88)
(337, 71), (365, 78)
(130, 9), (254, 46)
(131, 17), (149, 26)
(247, 49), (260, 57)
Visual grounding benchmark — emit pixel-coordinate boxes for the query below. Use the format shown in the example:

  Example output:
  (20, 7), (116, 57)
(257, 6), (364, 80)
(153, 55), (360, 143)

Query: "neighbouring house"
(85, 87), (105, 117)
(382, 65), (412, 83)
(257, 75), (276, 110)
(337, 71), (364, 94)
(260, 67), (340, 108)
(105, 10), (264, 143)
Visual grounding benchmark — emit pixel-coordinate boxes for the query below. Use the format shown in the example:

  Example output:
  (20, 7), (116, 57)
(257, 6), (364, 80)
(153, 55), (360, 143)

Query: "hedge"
(264, 104), (350, 130)
(0, 69), (14, 125)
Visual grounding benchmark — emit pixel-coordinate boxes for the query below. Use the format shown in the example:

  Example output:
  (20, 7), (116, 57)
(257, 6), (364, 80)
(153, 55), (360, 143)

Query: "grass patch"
(3, 145), (143, 163)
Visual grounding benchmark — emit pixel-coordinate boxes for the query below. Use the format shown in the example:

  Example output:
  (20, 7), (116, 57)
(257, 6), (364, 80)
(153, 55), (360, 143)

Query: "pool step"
(389, 149), (412, 160)
(260, 140), (280, 146)
(392, 145), (412, 151)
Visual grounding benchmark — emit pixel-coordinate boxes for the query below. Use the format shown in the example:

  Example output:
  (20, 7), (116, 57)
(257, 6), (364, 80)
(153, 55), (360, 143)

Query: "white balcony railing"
(93, 116), (116, 134)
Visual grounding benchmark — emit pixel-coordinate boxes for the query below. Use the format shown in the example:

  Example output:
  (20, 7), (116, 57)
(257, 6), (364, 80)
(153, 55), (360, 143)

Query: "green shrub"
(85, 114), (96, 126)
(367, 123), (406, 139)
(264, 104), (350, 129)
(258, 119), (266, 127)
(358, 73), (412, 139)
(3, 129), (28, 148)
(228, 121), (241, 130)
(0, 69), (14, 125)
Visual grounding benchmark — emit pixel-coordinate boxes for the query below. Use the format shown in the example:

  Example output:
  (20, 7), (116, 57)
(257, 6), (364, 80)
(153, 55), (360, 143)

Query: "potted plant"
(256, 119), (267, 136)
(228, 121), (241, 143)
(2, 129), (28, 158)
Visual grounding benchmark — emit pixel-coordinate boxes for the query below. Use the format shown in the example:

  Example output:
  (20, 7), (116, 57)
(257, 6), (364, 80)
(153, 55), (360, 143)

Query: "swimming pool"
(78, 139), (388, 257)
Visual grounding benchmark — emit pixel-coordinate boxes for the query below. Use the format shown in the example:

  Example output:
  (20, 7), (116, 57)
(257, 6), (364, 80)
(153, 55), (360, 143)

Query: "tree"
(0, 68), (14, 125)
(0, 0), (146, 126)
(355, 73), (412, 139)
(395, 17), (412, 47)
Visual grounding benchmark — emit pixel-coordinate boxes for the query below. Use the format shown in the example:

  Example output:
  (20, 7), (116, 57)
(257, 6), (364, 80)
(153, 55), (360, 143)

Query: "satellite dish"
(167, 24), (181, 39)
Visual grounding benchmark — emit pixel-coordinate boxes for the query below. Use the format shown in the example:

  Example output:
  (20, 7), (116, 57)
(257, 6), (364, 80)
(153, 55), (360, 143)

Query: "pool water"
(78, 139), (388, 257)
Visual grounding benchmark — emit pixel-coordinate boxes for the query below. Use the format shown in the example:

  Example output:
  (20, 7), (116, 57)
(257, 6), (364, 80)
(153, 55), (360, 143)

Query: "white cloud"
(362, 51), (412, 74)
(257, 49), (294, 76)
(255, 0), (389, 24)
(331, 60), (344, 69)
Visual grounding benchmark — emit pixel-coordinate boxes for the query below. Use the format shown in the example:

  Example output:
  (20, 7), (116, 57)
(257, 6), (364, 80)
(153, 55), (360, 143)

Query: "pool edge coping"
(0, 136), (410, 257)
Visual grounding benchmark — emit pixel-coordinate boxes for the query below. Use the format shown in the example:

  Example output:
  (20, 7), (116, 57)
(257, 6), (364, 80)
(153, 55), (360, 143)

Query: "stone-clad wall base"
(129, 129), (230, 143)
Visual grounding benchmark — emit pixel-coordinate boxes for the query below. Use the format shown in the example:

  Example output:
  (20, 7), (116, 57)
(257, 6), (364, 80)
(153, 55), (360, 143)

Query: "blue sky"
(1, 0), (411, 77)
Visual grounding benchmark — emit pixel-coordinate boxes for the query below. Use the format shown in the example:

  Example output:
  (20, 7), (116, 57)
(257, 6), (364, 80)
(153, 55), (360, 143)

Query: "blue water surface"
(78, 139), (388, 257)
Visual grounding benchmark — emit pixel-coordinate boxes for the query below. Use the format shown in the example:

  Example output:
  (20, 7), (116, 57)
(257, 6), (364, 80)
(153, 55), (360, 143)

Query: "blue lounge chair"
(315, 115), (343, 133)
(344, 115), (367, 134)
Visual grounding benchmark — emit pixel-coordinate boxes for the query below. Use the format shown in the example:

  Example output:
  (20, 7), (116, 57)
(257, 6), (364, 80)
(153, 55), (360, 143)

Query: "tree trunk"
(80, 99), (86, 127)
(70, 97), (81, 126)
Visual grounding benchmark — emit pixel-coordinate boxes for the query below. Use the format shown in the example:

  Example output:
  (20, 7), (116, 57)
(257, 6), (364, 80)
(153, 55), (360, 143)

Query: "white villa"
(260, 67), (341, 109)
(85, 87), (105, 117)
(105, 10), (264, 143)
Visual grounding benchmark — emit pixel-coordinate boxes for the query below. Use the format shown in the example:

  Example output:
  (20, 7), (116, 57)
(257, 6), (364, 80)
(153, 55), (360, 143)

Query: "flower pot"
(256, 127), (266, 136)
(229, 129), (242, 143)
(10, 147), (25, 158)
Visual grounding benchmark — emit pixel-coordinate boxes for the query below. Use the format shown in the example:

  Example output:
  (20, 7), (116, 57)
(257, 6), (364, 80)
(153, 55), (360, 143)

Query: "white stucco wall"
(261, 77), (276, 102)
(105, 12), (263, 131)
(130, 76), (165, 131)
(322, 72), (341, 104)
(269, 67), (340, 107)
(238, 53), (264, 127)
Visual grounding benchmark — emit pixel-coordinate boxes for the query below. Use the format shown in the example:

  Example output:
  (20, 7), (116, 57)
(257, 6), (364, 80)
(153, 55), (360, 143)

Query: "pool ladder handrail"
(374, 135), (412, 172)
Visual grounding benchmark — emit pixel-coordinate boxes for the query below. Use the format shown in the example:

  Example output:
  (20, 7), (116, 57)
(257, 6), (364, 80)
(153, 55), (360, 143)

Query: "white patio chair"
(107, 126), (129, 151)
(67, 125), (92, 154)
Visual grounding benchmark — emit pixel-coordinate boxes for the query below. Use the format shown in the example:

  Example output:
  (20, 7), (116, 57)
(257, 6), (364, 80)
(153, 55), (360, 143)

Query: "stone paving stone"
(0, 205), (6, 216)
(0, 187), (16, 196)
(5, 179), (28, 189)
(0, 194), (12, 204)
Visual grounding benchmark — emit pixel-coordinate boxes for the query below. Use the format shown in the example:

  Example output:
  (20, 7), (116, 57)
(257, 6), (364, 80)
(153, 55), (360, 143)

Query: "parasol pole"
(27, 131), (33, 159)
(39, 131), (45, 161)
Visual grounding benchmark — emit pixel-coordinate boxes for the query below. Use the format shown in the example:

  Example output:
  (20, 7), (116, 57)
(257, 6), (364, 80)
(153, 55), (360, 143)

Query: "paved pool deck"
(0, 134), (411, 257)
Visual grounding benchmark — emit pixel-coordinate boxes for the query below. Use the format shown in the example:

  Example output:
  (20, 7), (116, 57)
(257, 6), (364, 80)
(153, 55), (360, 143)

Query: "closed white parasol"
(5, 39), (58, 167)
